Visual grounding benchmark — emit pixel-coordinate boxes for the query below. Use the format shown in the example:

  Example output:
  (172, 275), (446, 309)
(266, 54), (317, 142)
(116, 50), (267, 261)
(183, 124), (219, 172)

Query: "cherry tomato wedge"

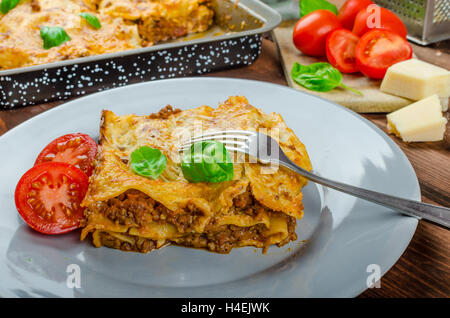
(338, 0), (374, 30)
(35, 133), (97, 176)
(326, 29), (360, 73)
(293, 10), (342, 57)
(355, 29), (412, 79)
(15, 162), (89, 234)
(353, 6), (407, 38)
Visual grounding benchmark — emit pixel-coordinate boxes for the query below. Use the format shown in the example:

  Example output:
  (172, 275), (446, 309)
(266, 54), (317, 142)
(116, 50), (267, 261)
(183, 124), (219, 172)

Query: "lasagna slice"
(98, 0), (214, 46)
(81, 96), (312, 253)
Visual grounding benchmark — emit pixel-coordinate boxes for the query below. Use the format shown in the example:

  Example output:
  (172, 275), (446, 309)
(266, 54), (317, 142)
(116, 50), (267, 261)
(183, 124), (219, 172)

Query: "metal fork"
(180, 130), (450, 228)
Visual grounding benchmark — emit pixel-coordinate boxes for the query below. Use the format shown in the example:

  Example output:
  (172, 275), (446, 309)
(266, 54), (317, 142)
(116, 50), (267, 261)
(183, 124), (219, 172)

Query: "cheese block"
(381, 59), (450, 111)
(387, 95), (447, 142)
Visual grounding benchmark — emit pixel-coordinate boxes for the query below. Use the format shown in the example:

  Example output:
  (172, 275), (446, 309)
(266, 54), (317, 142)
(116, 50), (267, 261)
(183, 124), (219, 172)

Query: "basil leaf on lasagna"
(130, 146), (167, 179)
(181, 140), (234, 183)
(79, 12), (101, 30)
(1, 0), (20, 14)
(40, 26), (71, 49)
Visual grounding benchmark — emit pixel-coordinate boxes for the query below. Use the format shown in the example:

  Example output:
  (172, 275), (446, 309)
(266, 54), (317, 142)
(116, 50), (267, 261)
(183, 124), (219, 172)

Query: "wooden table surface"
(0, 31), (449, 299)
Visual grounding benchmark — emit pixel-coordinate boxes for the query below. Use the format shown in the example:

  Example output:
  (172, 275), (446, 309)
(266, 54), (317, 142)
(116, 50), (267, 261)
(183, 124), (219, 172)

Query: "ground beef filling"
(179, 218), (297, 254)
(148, 104), (181, 119)
(97, 189), (202, 232)
(92, 189), (297, 253)
(100, 232), (157, 253)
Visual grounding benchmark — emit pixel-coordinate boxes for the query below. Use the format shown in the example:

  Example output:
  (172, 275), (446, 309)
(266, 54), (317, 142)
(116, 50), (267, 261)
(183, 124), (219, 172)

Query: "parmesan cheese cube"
(380, 59), (450, 111)
(387, 95), (447, 142)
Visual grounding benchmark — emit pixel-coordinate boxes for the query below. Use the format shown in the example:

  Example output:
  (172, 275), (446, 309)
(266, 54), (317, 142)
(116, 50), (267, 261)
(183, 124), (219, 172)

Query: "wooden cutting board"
(272, 20), (414, 113)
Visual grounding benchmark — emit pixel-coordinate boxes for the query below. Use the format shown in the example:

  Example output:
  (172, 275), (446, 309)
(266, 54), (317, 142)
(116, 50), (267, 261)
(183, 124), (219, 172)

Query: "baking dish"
(0, 0), (281, 109)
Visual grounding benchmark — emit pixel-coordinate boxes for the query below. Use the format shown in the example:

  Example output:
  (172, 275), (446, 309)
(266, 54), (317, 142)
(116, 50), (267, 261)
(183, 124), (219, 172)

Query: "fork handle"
(278, 159), (450, 228)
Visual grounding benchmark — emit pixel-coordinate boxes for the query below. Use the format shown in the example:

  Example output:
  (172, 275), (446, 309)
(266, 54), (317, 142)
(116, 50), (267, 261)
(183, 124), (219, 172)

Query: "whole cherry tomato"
(293, 10), (342, 57)
(338, 0), (374, 30)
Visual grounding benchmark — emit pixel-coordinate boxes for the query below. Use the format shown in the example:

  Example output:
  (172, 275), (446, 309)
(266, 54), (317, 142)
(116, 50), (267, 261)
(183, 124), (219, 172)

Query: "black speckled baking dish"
(0, 0), (281, 109)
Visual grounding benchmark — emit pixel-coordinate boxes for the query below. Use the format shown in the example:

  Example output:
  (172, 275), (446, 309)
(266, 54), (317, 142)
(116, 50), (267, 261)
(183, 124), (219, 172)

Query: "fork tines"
(179, 130), (255, 153)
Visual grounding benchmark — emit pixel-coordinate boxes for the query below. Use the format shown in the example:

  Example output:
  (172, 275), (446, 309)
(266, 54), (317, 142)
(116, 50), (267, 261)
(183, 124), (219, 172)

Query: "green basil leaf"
(40, 26), (71, 50)
(1, 0), (19, 14)
(79, 12), (101, 29)
(291, 62), (362, 95)
(130, 146), (167, 179)
(291, 62), (341, 92)
(299, 0), (338, 18)
(181, 140), (234, 183)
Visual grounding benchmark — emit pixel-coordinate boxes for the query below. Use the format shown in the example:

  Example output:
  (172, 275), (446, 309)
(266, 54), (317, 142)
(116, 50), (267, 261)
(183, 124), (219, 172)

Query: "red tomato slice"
(338, 0), (374, 30)
(355, 29), (412, 79)
(326, 29), (360, 73)
(15, 162), (89, 234)
(353, 6), (407, 38)
(35, 133), (97, 176)
(293, 10), (342, 57)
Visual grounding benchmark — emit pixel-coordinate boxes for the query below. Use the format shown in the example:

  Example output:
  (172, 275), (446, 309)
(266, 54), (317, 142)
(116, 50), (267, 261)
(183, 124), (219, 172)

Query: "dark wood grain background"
(0, 1), (449, 298)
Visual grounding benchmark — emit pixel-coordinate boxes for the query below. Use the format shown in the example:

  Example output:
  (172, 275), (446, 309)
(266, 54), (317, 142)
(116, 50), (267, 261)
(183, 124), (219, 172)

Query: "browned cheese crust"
(0, 0), (214, 69)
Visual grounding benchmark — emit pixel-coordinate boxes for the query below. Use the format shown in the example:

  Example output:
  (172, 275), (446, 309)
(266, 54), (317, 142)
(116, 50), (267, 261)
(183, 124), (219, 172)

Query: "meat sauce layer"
(90, 189), (297, 253)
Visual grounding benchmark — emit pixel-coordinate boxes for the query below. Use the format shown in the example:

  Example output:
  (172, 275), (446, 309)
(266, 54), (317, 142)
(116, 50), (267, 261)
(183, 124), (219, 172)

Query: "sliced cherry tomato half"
(15, 162), (89, 234)
(293, 10), (342, 57)
(326, 29), (360, 73)
(338, 0), (374, 30)
(355, 29), (412, 79)
(353, 6), (407, 38)
(35, 133), (97, 176)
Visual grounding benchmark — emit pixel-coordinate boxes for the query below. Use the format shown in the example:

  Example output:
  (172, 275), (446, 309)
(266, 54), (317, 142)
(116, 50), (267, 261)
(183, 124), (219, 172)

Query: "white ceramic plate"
(0, 78), (419, 297)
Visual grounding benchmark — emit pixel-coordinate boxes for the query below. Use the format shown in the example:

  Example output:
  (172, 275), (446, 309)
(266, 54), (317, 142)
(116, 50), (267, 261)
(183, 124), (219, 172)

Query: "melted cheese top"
(0, 0), (213, 69)
(82, 96), (312, 223)
(0, 0), (141, 69)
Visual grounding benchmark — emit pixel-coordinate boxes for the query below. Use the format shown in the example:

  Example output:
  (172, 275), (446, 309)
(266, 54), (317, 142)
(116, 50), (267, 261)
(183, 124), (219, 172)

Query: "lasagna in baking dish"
(0, 0), (213, 70)
(81, 96), (312, 253)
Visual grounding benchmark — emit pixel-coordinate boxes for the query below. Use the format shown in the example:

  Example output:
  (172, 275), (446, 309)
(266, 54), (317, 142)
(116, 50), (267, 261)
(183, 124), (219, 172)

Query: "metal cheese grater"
(374, 0), (450, 45)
